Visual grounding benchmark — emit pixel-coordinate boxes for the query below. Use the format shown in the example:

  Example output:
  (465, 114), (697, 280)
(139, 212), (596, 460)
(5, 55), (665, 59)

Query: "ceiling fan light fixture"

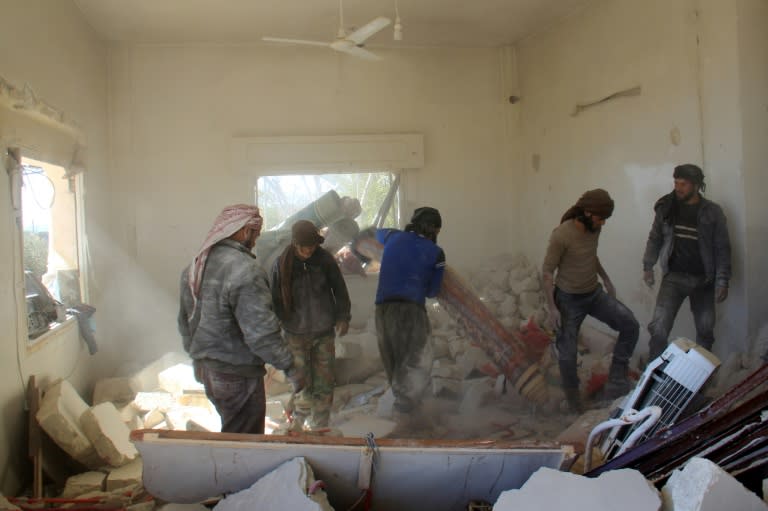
(394, 19), (403, 41)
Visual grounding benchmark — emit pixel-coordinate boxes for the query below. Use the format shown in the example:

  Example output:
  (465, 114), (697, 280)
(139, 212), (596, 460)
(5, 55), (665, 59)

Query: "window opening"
(21, 157), (82, 339)
(256, 171), (399, 275)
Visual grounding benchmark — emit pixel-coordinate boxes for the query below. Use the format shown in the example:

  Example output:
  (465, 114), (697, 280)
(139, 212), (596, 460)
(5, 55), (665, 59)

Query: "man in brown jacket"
(542, 189), (639, 413)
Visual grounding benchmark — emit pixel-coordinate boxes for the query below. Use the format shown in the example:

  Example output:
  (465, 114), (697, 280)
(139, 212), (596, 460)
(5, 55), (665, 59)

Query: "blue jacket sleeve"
(426, 248), (446, 298)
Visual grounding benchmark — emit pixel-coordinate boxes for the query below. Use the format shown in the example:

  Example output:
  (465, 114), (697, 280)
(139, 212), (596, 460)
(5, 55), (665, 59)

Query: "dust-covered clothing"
(179, 238), (294, 434)
(271, 247), (351, 335)
(542, 220), (601, 294)
(179, 240), (293, 373)
(375, 302), (434, 413)
(643, 193), (731, 359)
(285, 331), (335, 429)
(375, 229), (446, 305)
(542, 219), (639, 393)
(271, 246), (350, 429)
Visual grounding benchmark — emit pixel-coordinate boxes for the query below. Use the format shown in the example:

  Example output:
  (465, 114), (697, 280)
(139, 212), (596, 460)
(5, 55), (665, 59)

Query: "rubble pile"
(32, 355), (222, 506)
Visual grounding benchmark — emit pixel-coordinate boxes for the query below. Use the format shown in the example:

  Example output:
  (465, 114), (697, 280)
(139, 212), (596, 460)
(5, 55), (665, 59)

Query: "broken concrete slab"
(661, 457), (768, 511)
(334, 339), (363, 360)
(459, 378), (494, 415)
(213, 457), (333, 511)
(106, 458), (143, 491)
(81, 402), (139, 467)
(337, 416), (397, 439)
(117, 404), (144, 431)
(494, 466), (660, 511)
(36, 379), (102, 469)
(142, 408), (165, 429)
(93, 377), (140, 405)
(61, 470), (106, 498)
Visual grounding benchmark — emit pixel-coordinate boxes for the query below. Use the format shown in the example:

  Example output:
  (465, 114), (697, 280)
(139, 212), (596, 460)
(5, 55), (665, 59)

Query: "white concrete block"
(494, 467), (660, 511)
(337, 416), (397, 439)
(661, 457), (768, 511)
(459, 378), (494, 415)
(142, 408), (165, 429)
(106, 458), (143, 491)
(158, 363), (205, 396)
(36, 380), (102, 468)
(81, 402), (139, 467)
(61, 471), (106, 498)
(214, 457), (333, 511)
(117, 404), (144, 431)
(132, 392), (174, 413)
(93, 377), (140, 405)
(432, 376), (462, 397)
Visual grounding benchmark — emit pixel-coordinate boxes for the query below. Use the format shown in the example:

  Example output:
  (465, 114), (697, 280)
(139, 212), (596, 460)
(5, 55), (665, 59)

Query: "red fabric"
(188, 204), (263, 318)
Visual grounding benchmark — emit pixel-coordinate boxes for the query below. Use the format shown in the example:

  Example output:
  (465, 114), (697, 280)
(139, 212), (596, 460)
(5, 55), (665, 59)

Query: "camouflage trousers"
(285, 331), (336, 429)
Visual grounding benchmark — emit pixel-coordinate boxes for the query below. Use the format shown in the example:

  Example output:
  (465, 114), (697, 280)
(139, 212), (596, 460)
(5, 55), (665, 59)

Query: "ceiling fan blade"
(345, 17), (391, 45)
(336, 45), (382, 61)
(262, 37), (330, 47)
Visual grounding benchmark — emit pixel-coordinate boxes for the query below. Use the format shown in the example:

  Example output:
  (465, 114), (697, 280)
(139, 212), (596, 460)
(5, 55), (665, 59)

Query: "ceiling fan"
(262, 0), (391, 60)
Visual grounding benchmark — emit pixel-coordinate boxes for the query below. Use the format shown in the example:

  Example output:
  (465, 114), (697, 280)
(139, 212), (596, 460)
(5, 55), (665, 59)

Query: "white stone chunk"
(142, 408), (165, 429)
(457, 346), (494, 378)
(132, 392), (175, 413)
(106, 458), (143, 491)
(158, 363), (205, 396)
(81, 402), (139, 467)
(459, 378), (494, 415)
(214, 457), (333, 511)
(36, 380), (102, 468)
(337, 416), (397, 439)
(61, 471), (106, 498)
(661, 457), (768, 511)
(494, 467), (660, 511)
(93, 377), (140, 405)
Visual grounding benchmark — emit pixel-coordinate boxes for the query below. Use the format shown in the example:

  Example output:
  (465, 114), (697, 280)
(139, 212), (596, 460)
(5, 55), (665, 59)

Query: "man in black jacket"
(272, 220), (351, 432)
(643, 164), (732, 360)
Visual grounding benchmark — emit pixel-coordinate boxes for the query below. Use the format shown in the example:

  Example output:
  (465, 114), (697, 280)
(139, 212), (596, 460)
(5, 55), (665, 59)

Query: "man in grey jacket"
(179, 204), (305, 434)
(643, 164), (731, 360)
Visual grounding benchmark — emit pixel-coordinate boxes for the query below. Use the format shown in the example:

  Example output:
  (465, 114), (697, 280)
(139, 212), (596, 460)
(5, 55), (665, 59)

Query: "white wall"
(104, 44), (510, 366)
(0, 0), (109, 494)
(511, 0), (758, 358)
(737, 0), (768, 342)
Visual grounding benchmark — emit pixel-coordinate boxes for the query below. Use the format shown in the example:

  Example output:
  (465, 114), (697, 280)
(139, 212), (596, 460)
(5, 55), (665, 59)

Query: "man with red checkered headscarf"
(179, 204), (305, 434)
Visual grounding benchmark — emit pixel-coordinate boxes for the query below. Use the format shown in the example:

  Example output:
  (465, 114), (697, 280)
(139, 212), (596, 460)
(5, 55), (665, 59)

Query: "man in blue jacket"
(643, 164), (731, 360)
(375, 207), (446, 428)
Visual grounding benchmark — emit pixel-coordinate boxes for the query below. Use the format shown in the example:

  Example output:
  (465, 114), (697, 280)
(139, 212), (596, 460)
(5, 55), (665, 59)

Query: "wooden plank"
(27, 375), (43, 498)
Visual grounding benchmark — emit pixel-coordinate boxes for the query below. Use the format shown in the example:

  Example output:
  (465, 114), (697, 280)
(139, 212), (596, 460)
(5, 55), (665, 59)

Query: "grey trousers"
(375, 302), (434, 413)
(196, 361), (266, 434)
(648, 272), (715, 361)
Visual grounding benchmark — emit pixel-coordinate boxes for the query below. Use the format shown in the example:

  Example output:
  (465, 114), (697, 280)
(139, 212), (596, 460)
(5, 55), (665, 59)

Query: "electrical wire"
(22, 164), (56, 210)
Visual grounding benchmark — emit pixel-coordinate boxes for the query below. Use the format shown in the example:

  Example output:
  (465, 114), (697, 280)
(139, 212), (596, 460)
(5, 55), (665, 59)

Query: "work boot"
(603, 361), (632, 400)
(562, 387), (584, 415)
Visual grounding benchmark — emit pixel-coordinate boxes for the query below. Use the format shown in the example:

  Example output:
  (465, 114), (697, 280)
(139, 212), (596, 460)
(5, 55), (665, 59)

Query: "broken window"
(256, 171), (400, 274)
(20, 156), (84, 340)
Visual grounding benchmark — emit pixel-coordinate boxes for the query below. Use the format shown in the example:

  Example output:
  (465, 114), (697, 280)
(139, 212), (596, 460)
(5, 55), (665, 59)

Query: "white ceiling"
(73, 0), (591, 47)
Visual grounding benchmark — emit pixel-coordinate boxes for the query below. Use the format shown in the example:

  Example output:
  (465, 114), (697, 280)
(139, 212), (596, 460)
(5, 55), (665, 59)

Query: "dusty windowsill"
(27, 315), (77, 354)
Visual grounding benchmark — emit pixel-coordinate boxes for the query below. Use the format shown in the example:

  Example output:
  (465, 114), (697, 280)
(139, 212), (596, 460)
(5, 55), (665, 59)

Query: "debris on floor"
(661, 457), (768, 511)
(493, 466), (661, 511)
(213, 457), (334, 511)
